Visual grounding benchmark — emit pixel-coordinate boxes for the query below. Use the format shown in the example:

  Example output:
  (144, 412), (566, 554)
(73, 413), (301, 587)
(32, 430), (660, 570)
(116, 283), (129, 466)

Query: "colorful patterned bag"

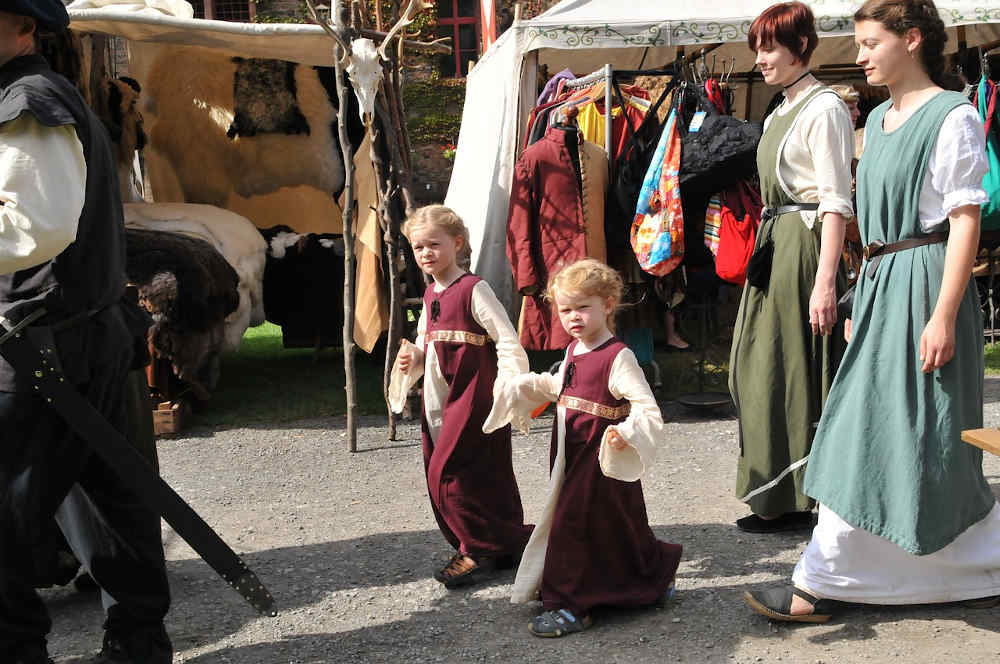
(703, 196), (723, 256)
(631, 106), (685, 276)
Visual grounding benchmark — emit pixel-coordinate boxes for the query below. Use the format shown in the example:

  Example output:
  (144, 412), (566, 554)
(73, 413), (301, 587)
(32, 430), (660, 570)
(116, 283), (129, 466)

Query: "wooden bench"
(962, 428), (1000, 457)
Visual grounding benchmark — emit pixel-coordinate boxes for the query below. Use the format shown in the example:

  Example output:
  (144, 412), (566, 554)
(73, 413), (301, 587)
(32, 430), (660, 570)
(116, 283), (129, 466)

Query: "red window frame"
(437, 1), (480, 78)
(192, 0), (256, 22)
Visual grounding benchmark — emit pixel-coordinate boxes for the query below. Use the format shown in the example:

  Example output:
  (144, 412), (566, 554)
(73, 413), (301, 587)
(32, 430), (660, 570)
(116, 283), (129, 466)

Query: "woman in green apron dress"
(745, 0), (1000, 622)
(730, 2), (854, 533)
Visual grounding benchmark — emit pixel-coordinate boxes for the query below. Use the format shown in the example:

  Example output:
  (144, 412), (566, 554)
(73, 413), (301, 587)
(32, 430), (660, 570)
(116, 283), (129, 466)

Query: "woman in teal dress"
(745, 0), (1000, 623)
(730, 2), (853, 533)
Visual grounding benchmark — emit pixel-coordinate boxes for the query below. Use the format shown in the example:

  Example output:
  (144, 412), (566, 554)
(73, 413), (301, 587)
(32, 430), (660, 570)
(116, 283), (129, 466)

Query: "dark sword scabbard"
(0, 322), (277, 617)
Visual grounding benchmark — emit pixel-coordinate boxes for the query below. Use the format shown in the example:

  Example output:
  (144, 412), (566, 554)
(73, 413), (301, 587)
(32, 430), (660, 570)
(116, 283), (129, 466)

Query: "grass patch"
(192, 322), (734, 430)
(987, 343), (1000, 375)
(189, 323), (388, 430)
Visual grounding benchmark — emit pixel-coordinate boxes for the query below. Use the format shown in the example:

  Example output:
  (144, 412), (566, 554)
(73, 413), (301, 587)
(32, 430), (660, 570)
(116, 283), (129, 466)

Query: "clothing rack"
(562, 64), (615, 158)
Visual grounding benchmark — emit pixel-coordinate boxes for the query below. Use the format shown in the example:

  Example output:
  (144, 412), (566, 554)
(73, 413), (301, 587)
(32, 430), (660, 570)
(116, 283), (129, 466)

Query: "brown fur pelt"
(227, 58), (310, 139)
(106, 76), (147, 167)
(125, 228), (240, 399)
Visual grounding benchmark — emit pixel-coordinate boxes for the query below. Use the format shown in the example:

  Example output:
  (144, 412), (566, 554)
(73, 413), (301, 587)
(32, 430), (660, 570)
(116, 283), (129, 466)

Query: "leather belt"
(761, 203), (820, 221)
(863, 231), (948, 277)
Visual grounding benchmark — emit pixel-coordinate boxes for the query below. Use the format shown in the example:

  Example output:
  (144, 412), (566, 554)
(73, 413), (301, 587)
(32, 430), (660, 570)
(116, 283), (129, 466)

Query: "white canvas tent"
(445, 0), (1000, 309)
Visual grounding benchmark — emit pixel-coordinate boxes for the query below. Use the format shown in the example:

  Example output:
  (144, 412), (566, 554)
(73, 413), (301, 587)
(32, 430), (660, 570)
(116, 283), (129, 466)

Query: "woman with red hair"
(730, 2), (854, 534)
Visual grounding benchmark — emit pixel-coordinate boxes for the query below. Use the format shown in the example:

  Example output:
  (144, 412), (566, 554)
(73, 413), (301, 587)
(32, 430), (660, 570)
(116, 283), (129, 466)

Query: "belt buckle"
(863, 240), (885, 261)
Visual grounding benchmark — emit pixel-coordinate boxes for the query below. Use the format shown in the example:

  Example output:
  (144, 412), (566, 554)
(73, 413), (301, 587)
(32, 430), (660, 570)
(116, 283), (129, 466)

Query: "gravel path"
(45, 379), (1000, 663)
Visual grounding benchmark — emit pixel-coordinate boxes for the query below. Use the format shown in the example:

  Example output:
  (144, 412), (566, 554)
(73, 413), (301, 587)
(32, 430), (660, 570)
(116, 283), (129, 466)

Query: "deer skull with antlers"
(376, 0), (432, 62)
(346, 38), (382, 128)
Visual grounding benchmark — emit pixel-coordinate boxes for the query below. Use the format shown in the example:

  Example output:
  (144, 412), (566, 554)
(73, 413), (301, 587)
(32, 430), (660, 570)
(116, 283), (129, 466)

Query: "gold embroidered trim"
(427, 330), (487, 346)
(558, 395), (630, 420)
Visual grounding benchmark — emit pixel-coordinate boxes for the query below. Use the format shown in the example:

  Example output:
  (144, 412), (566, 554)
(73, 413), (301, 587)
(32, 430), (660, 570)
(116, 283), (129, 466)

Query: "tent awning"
(69, 9), (339, 65)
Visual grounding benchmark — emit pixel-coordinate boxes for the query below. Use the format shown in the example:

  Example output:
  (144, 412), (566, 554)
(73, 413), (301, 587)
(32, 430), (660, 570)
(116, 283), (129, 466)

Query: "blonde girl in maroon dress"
(389, 205), (532, 588)
(484, 259), (682, 637)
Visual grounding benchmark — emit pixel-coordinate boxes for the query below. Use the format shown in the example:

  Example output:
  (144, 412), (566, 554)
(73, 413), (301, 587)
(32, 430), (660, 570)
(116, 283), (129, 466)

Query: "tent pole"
(604, 63), (613, 158)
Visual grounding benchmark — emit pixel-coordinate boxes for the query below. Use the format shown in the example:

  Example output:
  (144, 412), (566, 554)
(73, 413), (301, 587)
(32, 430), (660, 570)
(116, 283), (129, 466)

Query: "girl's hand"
(397, 339), (413, 374)
(808, 278), (838, 336)
(844, 318), (852, 343)
(919, 313), (955, 374)
(606, 429), (628, 451)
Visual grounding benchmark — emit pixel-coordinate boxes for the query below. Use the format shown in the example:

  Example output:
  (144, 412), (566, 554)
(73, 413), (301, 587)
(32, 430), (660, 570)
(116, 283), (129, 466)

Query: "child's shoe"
(529, 609), (592, 637)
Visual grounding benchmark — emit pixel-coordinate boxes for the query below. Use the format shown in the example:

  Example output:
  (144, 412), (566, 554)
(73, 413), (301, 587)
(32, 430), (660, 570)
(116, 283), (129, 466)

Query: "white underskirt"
(792, 502), (1000, 604)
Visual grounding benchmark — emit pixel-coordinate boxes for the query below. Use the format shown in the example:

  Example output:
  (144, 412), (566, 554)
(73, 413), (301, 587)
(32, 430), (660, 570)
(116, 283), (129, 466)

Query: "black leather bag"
(745, 237), (774, 290)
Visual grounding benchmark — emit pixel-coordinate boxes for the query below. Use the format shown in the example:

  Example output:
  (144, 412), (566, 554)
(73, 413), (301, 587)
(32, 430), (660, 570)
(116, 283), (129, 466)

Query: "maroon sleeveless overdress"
(541, 338), (682, 615)
(422, 273), (532, 557)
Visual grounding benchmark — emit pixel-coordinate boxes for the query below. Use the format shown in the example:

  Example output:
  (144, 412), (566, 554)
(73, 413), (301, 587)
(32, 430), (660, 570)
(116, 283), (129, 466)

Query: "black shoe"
(736, 511), (815, 533)
(92, 623), (172, 664)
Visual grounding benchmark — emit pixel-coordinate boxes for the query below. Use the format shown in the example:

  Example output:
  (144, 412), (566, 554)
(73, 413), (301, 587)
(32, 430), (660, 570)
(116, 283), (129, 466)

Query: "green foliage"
(987, 343), (1000, 375)
(403, 75), (465, 145)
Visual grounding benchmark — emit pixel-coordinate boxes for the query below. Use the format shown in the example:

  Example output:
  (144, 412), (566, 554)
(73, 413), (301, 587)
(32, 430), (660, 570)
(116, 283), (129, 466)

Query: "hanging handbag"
(630, 101), (685, 276)
(715, 181), (763, 284)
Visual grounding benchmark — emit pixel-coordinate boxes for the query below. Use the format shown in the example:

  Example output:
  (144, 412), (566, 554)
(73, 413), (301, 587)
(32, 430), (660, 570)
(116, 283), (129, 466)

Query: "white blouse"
(915, 104), (989, 232)
(0, 115), (86, 275)
(765, 79), (855, 228)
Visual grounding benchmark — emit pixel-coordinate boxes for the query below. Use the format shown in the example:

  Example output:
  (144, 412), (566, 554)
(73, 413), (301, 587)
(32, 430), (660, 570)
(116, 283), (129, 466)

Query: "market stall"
(446, 0), (1000, 311)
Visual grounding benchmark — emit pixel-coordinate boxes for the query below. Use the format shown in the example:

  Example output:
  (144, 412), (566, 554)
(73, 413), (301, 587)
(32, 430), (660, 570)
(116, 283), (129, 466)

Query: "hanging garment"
(507, 125), (609, 350)
(630, 103), (684, 276)
(715, 182), (762, 284)
(679, 88), (762, 195)
(976, 76), (1000, 230)
(538, 68), (576, 106)
(575, 91), (649, 161)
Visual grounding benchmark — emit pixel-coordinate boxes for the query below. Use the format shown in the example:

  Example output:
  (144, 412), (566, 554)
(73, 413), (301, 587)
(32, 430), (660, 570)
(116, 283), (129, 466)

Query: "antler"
(304, 0), (351, 66)
(376, 0), (431, 62)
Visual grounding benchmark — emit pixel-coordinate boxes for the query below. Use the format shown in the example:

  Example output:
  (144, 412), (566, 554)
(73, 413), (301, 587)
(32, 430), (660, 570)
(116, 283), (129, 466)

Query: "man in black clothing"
(0, 2), (171, 662)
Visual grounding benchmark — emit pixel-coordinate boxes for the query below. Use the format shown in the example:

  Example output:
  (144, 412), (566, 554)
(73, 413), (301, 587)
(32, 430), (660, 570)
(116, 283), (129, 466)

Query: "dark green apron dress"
(731, 86), (847, 516)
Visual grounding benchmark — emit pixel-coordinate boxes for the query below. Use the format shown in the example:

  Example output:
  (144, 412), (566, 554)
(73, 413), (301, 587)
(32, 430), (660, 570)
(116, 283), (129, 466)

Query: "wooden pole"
(330, 0), (360, 452)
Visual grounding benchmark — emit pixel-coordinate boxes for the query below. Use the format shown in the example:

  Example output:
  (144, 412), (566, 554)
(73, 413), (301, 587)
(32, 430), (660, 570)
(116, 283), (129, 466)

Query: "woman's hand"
(844, 318), (852, 343)
(919, 313), (956, 374)
(809, 277), (838, 336)
(606, 429), (628, 451)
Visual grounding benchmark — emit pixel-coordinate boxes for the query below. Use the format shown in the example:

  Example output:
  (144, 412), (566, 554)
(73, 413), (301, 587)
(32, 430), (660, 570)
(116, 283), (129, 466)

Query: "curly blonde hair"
(402, 205), (472, 270)
(546, 259), (624, 331)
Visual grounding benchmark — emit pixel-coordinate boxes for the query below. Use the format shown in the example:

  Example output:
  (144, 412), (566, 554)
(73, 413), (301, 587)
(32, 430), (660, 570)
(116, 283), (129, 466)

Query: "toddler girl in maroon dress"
(484, 258), (682, 637)
(389, 205), (532, 587)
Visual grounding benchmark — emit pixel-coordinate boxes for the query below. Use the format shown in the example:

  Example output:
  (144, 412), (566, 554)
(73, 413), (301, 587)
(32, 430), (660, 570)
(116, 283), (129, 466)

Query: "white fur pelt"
(124, 202), (267, 351)
(127, 43), (347, 235)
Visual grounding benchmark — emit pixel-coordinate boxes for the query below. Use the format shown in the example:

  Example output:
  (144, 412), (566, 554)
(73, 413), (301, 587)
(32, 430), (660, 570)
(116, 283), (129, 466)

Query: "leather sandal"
(529, 609), (593, 637)
(743, 586), (838, 623)
(436, 553), (498, 589)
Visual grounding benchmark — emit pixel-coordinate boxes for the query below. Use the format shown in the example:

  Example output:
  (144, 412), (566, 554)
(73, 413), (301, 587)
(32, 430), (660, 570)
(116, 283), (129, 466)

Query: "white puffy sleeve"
(598, 348), (665, 482)
(483, 361), (563, 435)
(388, 307), (427, 414)
(923, 104), (989, 229)
(471, 280), (529, 395)
(0, 115), (86, 275)
(802, 97), (855, 222)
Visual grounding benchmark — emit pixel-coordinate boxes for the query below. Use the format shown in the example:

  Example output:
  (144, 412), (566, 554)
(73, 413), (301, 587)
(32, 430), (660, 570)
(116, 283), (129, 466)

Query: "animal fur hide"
(228, 58), (309, 138)
(124, 203), (268, 352)
(127, 43), (366, 235)
(260, 225), (345, 350)
(125, 228), (239, 399)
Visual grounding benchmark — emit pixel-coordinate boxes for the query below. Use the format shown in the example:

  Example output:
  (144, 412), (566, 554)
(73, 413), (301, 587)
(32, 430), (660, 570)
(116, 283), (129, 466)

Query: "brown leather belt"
(862, 231), (948, 277)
